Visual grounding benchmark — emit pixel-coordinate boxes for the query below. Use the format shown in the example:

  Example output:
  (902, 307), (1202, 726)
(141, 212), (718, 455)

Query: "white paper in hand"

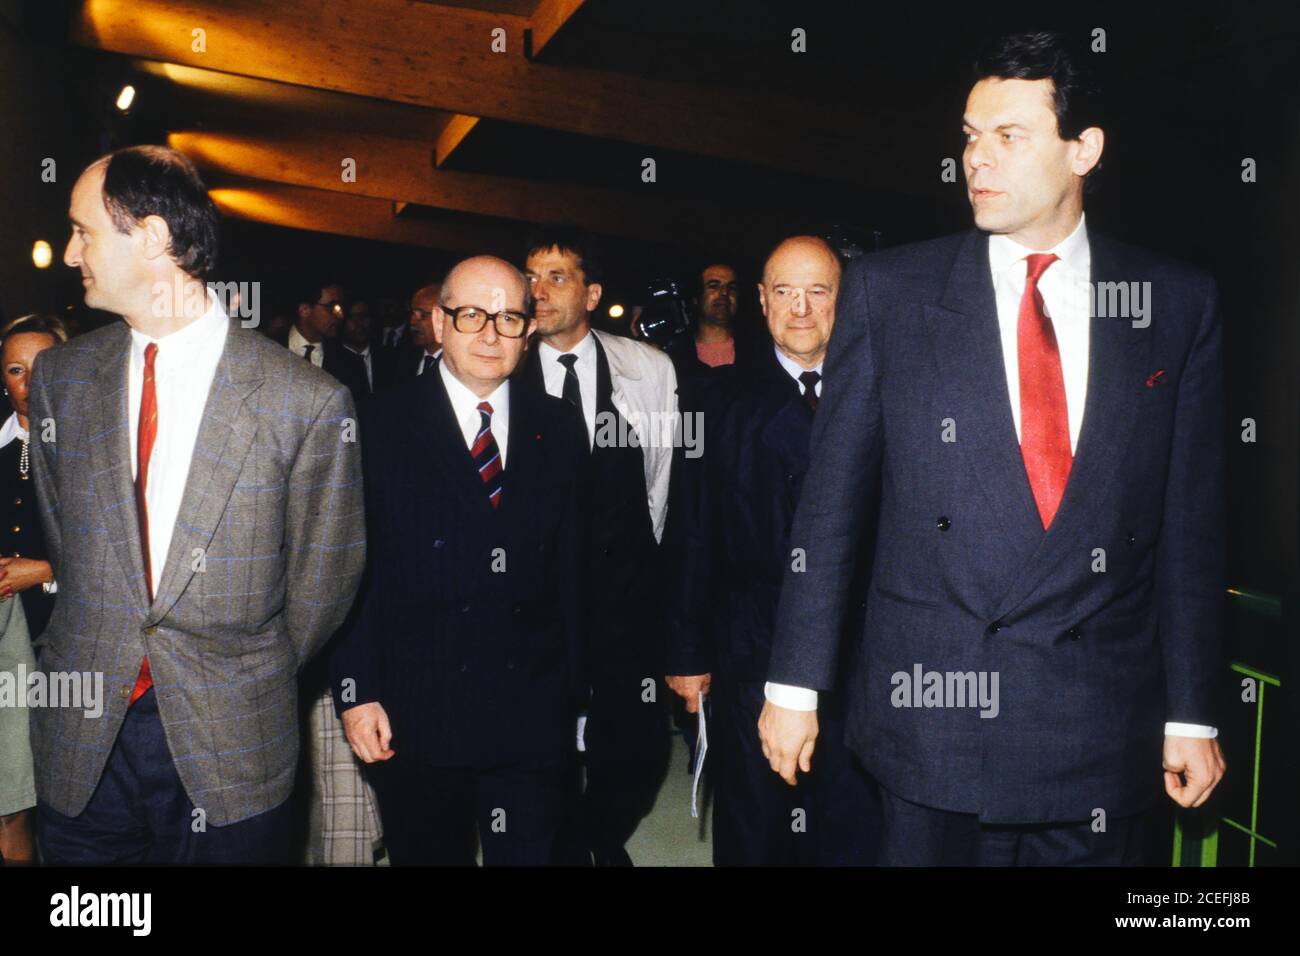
(691, 692), (708, 818)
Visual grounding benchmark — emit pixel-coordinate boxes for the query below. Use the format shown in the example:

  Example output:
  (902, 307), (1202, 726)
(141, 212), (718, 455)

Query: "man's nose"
(790, 289), (809, 316)
(64, 235), (80, 267)
(966, 135), (993, 169)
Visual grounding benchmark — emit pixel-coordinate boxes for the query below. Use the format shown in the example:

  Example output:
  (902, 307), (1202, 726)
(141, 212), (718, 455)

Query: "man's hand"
(1163, 735), (1226, 808)
(341, 702), (395, 763)
(0, 557), (53, 599)
(665, 673), (711, 713)
(758, 700), (818, 786)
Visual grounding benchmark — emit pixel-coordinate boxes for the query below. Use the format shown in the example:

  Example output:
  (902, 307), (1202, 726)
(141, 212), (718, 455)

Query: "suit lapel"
(408, 362), (497, 513)
(992, 233), (1150, 617)
(923, 230), (1044, 580)
(87, 323), (152, 613)
(148, 323), (265, 623)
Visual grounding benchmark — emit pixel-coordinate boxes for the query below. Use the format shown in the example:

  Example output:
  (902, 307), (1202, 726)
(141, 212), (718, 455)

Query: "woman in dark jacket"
(0, 314), (67, 638)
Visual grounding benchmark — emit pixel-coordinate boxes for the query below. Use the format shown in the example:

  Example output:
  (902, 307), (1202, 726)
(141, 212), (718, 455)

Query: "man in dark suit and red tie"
(332, 255), (588, 865)
(759, 31), (1227, 865)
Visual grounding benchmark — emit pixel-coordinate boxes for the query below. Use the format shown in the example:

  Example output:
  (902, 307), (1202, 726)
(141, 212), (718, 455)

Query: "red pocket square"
(1145, 369), (1165, 387)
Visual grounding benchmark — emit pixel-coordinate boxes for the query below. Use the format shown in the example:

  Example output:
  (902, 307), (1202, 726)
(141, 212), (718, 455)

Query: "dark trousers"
(557, 673), (671, 864)
(878, 785), (1157, 865)
(36, 689), (293, 864)
(371, 754), (565, 866)
(711, 677), (881, 866)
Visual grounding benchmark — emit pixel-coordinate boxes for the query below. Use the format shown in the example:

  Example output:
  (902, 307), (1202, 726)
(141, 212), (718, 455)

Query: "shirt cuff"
(764, 682), (818, 711)
(1164, 722), (1218, 739)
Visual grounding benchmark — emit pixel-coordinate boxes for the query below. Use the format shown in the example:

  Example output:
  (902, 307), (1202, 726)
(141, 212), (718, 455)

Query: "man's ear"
(1072, 126), (1105, 178)
(296, 303), (311, 322)
(431, 305), (447, 346)
(585, 282), (603, 313)
(757, 282), (768, 318)
(140, 214), (172, 263)
(523, 318), (538, 346)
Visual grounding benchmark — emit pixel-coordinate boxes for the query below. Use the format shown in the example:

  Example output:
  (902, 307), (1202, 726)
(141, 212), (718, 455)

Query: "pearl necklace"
(19, 436), (29, 479)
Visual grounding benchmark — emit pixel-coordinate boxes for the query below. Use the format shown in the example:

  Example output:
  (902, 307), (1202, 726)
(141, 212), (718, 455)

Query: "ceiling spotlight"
(32, 240), (52, 269)
(608, 304), (625, 319)
(116, 84), (136, 112)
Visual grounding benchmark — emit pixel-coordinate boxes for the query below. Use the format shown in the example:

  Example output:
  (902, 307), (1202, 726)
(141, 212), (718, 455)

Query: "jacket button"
(936, 516), (951, 531)
(1067, 626), (1082, 640)
(512, 603), (522, 615)
(13, 497), (20, 506)
(460, 603), (471, 613)
(432, 539), (445, 549)
(1126, 533), (1136, 546)
(143, 626), (158, 635)
(986, 620), (1004, 636)
(10, 525), (18, 533)
(120, 685), (132, 699)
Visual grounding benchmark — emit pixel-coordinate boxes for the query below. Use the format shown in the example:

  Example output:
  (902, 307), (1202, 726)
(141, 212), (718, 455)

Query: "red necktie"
(1017, 253), (1072, 529)
(128, 342), (159, 706)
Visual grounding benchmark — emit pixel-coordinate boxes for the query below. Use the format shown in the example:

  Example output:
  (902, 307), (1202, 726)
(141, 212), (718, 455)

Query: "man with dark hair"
(667, 262), (743, 383)
(759, 31), (1226, 865)
(30, 146), (366, 863)
(277, 278), (367, 397)
(522, 226), (677, 865)
(339, 298), (397, 397)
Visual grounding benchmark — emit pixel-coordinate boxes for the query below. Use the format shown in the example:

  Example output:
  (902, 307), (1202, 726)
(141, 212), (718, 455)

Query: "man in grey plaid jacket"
(28, 146), (366, 863)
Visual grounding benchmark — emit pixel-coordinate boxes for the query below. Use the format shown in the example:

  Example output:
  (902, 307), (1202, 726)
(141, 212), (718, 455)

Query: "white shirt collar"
(0, 411), (26, 449)
(772, 344), (823, 383)
(988, 212), (1090, 278)
(344, 343), (371, 358)
(438, 359), (510, 427)
(287, 324), (321, 354)
(129, 292), (229, 368)
(537, 328), (596, 366)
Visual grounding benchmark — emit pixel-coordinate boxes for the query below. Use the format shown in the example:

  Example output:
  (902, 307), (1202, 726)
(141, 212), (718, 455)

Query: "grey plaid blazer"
(28, 318), (366, 826)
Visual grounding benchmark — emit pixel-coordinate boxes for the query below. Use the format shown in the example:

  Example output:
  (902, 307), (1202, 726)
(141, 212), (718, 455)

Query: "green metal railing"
(1172, 587), (1284, 867)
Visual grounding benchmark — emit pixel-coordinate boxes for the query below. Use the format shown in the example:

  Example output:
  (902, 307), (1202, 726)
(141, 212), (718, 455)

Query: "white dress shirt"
(538, 331), (598, 449)
(0, 411), (27, 449)
(128, 295), (230, 597)
(772, 345), (823, 398)
(438, 359), (510, 468)
(765, 215), (1216, 739)
(288, 325), (325, 368)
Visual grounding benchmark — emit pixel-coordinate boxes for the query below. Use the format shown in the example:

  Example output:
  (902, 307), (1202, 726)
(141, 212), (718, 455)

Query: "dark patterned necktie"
(471, 401), (504, 509)
(798, 370), (820, 411)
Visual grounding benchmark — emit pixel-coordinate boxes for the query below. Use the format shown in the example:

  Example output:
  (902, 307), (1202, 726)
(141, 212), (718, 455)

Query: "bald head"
(432, 255), (537, 397)
(442, 256), (531, 316)
(761, 236), (841, 285)
(758, 235), (842, 370)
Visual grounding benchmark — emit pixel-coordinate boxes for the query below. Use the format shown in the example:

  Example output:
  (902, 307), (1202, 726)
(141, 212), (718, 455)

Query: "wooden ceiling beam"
(206, 178), (516, 254)
(72, 0), (874, 182)
(169, 128), (761, 250)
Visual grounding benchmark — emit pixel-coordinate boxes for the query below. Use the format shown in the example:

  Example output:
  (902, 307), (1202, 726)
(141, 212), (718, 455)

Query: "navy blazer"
(769, 228), (1225, 824)
(331, 364), (590, 767)
(668, 346), (873, 684)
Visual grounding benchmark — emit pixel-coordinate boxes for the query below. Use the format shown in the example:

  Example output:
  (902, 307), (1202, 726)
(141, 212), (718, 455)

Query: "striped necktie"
(471, 401), (504, 509)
